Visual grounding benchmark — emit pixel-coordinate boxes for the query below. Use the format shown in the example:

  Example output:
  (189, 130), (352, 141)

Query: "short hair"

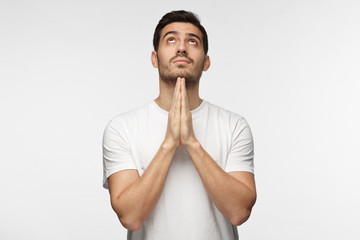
(153, 10), (209, 55)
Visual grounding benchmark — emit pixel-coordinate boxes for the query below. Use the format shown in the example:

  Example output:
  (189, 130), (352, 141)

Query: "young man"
(103, 10), (256, 240)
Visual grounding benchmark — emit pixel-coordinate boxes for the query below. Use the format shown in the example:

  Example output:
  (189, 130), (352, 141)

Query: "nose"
(177, 41), (187, 55)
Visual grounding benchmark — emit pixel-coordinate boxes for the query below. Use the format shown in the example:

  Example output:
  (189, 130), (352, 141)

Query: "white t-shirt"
(103, 100), (254, 240)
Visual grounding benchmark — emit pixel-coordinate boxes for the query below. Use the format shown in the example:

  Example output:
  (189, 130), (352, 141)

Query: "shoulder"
(204, 100), (246, 125)
(105, 101), (153, 131)
(202, 100), (252, 138)
(110, 101), (153, 123)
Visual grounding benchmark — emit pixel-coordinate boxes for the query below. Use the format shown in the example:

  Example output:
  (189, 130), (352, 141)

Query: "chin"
(174, 68), (190, 77)
(159, 68), (201, 88)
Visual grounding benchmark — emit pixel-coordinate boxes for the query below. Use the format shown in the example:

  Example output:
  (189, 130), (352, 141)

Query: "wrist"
(161, 140), (178, 153)
(182, 138), (201, 151)
(183, 140), (205, 165)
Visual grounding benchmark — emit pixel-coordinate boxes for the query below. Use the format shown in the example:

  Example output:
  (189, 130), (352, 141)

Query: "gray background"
(1, 0), (359, 239)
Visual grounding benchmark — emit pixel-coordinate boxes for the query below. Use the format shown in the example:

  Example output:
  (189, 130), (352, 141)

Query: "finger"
(179, 77), (183, 105)
(174, 78), (182, 115)
(171, 77), (181, 112)
(181, 78), (189, 113)
(181, 78), (187, 121)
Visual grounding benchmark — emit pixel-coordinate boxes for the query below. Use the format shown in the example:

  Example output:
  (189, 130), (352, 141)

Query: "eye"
(189, 39), (197, 45)
(167, 38), (175, 43)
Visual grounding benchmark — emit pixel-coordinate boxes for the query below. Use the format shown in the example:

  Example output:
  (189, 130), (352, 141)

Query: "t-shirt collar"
(151, 99), (206, 119)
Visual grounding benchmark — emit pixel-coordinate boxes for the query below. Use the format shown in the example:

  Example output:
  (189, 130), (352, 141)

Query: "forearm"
(185, 141), (256, 226)
(112, 142), (176, 230)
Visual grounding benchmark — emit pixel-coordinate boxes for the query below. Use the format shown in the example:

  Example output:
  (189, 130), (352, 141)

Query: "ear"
(202, 55), (211, 71)
(151, 51), (158, 68)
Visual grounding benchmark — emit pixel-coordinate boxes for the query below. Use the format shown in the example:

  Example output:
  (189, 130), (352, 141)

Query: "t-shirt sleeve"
(225, 117), (254, 174)
(102, 118), (137, 189)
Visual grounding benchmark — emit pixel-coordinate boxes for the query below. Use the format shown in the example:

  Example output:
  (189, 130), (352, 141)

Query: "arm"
(108, 143), (176, 231)
(184, 142), (256, 226)
(108, 79), (182, 231)
(179, 78), (256, 226)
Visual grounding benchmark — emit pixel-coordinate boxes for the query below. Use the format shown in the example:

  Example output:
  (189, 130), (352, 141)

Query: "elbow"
(231, 191), (257, 226)
(119, 216), (143, 231)
(111, 198), (143, 231)
(230, 206), (253, 226)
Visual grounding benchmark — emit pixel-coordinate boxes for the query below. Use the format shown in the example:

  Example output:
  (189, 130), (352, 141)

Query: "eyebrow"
(162, 31), (202, 42)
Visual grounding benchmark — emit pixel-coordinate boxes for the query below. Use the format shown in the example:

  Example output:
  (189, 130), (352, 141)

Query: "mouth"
(171, 54), (193, 64)
(173, 59), (190, 64)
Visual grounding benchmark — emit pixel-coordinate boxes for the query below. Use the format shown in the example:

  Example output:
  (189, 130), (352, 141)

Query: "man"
(103, 10), (256, 240)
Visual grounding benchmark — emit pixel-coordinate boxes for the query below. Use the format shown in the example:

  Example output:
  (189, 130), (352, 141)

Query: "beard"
(157, 54), (204, 89)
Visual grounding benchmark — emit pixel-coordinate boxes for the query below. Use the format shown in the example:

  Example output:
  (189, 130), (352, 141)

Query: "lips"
(173, 58), (190, 64)
(171, 54), (193, 64)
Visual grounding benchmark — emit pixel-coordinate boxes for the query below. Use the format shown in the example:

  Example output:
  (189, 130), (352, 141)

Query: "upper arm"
(227, 171), (256, 225)
(225, 117), (254, 173)
(108, 170), (140, 203)
(103, 119), (137, 189)
(228, 171), (256, 193)
(226, 116), (256, 205)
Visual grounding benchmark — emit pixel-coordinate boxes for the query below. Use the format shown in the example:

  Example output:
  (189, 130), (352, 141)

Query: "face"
(151, 22), (210, 88)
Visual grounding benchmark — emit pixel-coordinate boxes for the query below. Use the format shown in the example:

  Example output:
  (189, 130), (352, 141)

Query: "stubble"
(157, 54), (204, 89)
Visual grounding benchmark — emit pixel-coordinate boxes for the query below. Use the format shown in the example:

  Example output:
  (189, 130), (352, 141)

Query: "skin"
(108, 22), (257, 231)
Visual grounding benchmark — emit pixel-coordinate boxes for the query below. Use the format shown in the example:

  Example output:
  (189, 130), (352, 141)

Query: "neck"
(154, 79), (202, 112)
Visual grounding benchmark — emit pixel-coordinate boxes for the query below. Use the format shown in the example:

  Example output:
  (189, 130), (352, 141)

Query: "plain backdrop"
(1, 0), (359, 239)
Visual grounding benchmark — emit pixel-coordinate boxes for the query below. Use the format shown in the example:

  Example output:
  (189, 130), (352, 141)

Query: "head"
(151, 10), (210, 89)
(153, 10), (208, 55)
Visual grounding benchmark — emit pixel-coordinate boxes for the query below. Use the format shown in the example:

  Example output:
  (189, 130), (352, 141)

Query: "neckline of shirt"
(150, 99), (207, 119)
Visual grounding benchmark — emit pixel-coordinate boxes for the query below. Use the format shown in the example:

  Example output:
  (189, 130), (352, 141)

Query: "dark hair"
(153, 10), (209, 55)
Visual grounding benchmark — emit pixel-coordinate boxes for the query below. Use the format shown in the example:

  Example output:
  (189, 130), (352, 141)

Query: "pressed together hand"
(164, 77), (197, 150)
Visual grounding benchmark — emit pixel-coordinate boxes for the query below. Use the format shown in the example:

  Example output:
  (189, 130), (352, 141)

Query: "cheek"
(157, 52), (170, 65)
(194, 56), (206, 68)
(191, 51), (205, 62)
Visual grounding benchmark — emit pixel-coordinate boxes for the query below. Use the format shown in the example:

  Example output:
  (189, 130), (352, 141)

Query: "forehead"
(160, 22), (203, 39)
